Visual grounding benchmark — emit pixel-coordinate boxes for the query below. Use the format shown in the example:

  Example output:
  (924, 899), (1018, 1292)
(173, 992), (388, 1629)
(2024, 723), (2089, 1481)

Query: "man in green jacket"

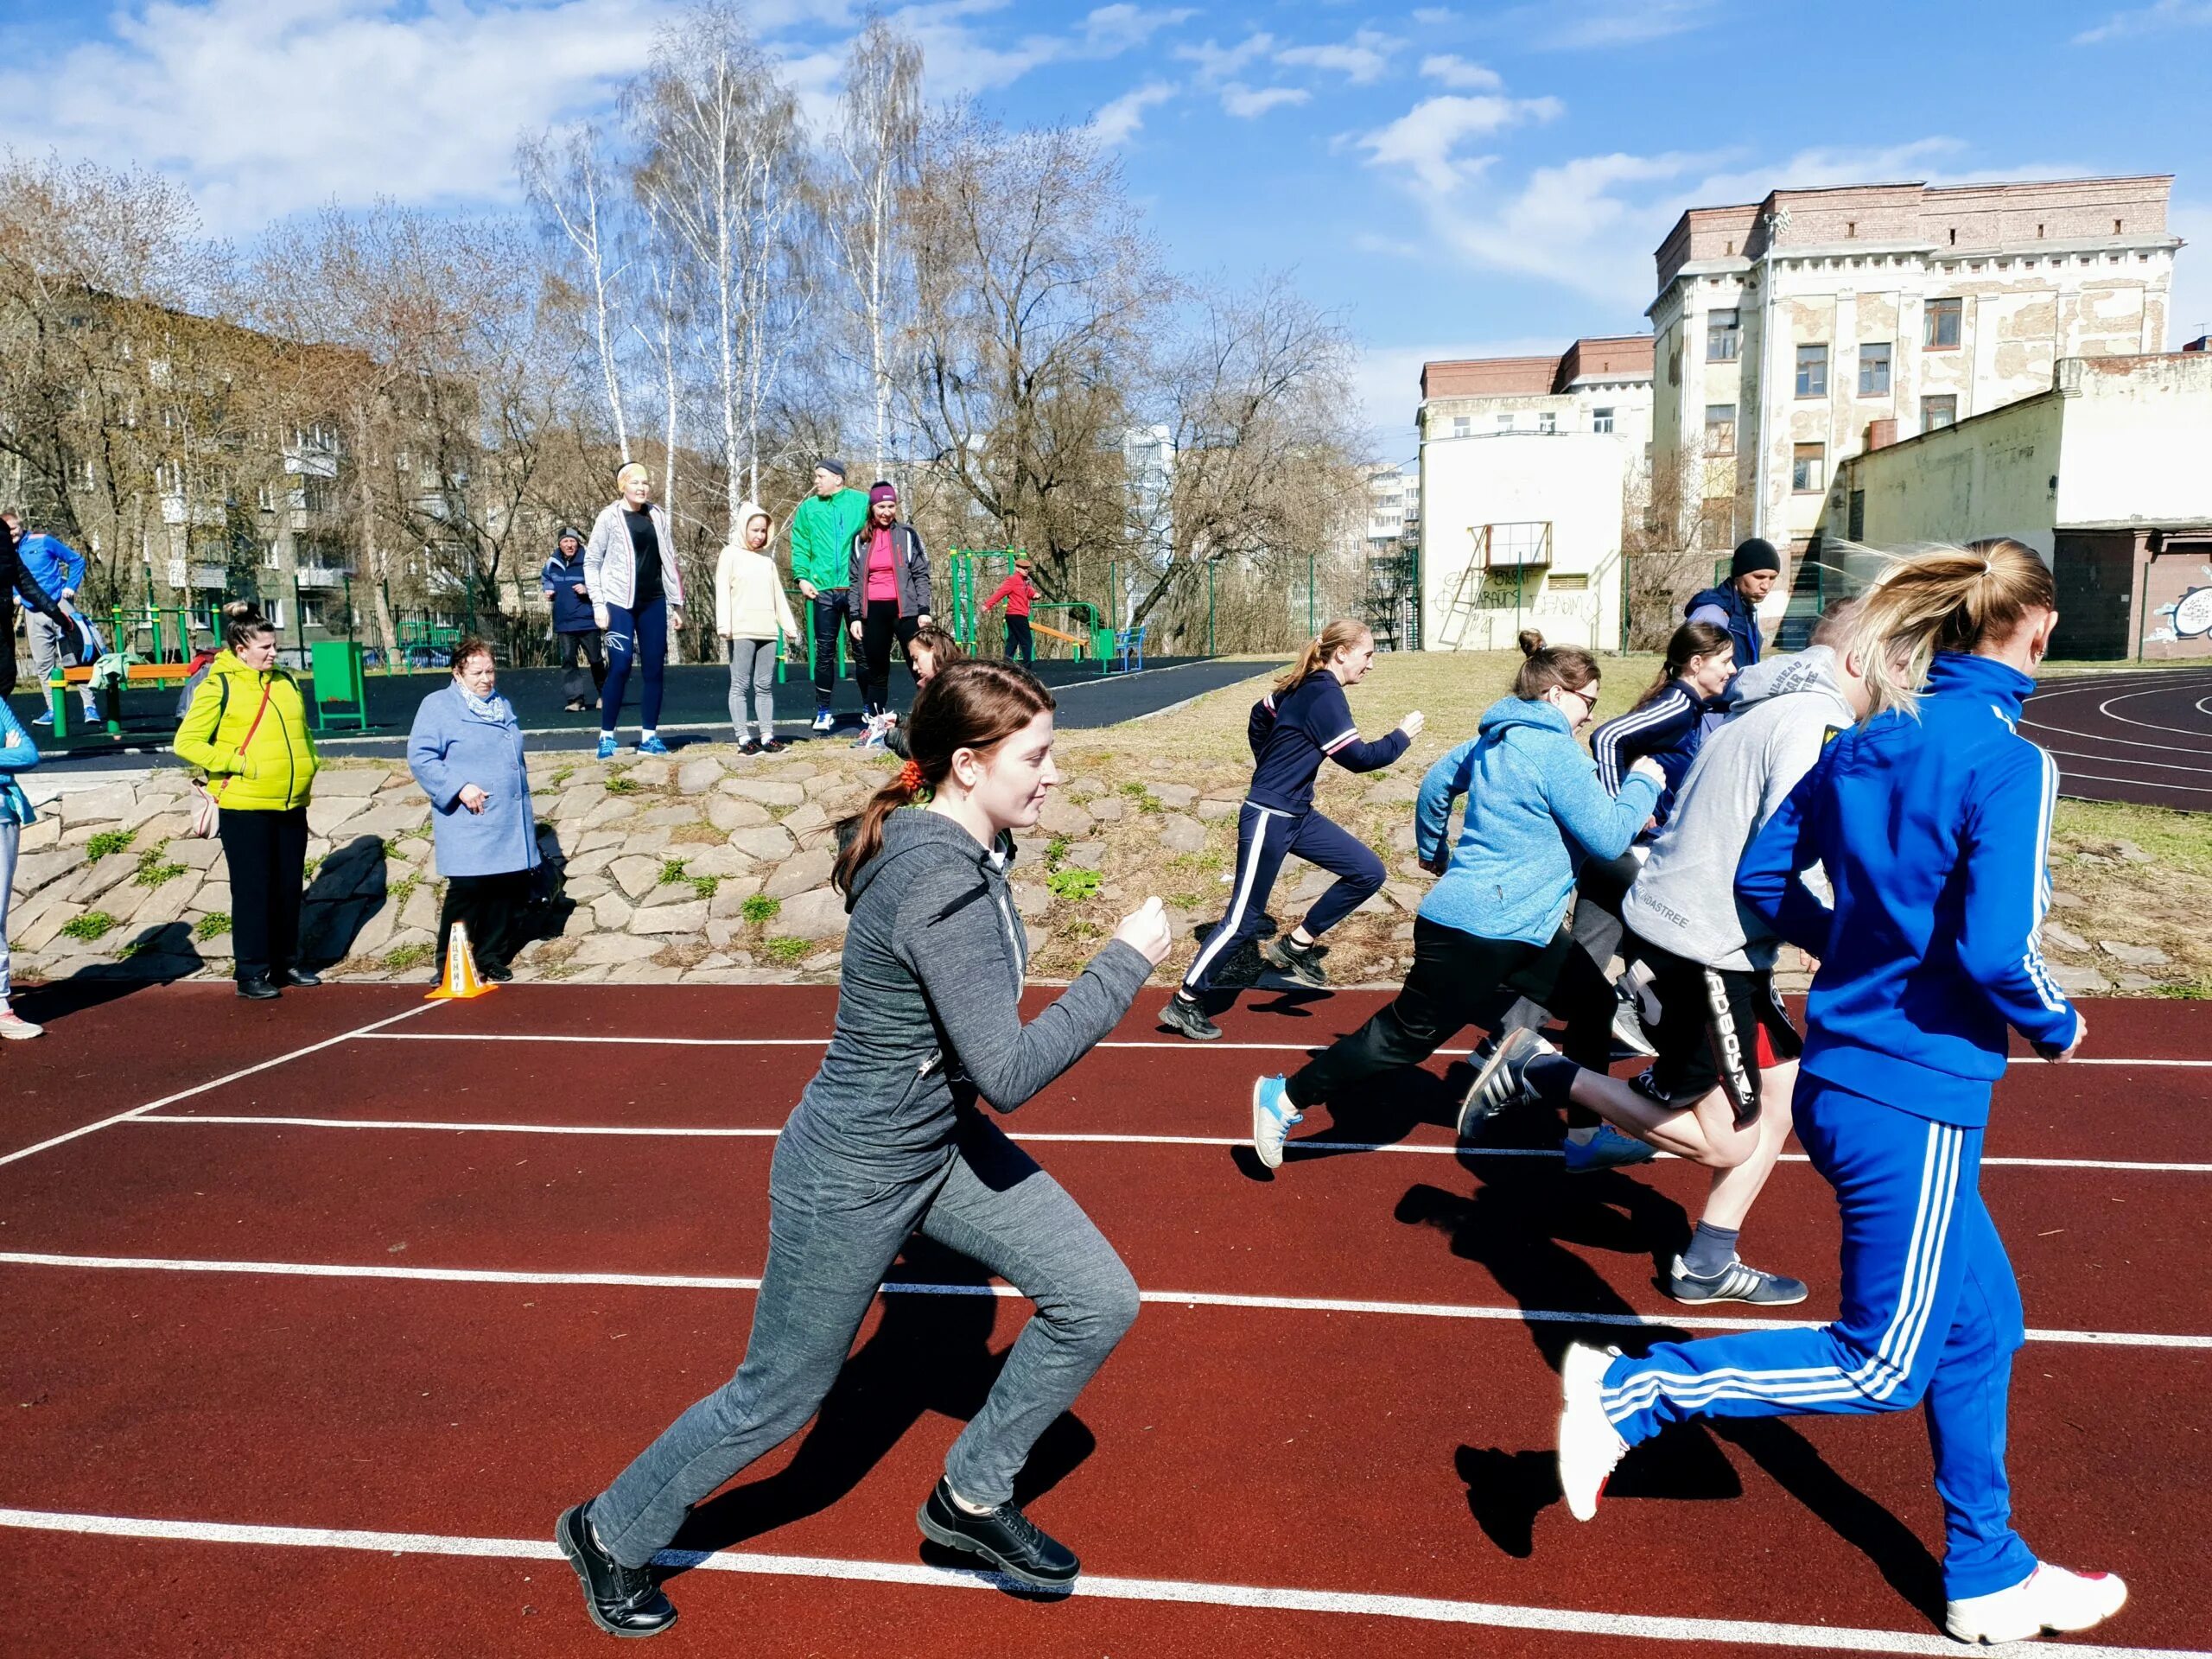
(788, 459), (870, 733)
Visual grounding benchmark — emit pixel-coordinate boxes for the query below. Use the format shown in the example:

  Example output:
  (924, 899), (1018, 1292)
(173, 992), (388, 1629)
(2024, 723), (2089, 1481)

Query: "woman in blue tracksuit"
(1159, 620), (1421, 1042)
(1551, 541), (2127, 1646)
(1247, 643), (1667, 1170)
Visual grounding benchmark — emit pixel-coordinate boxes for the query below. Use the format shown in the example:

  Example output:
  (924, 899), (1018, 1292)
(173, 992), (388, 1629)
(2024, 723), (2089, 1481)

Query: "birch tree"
(518, 123), (632, 464)
(826, 15), (921, 480)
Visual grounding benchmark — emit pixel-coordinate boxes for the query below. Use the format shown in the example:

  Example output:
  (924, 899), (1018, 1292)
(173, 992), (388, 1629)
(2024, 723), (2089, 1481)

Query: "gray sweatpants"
(0, 817), (17, 999)
(726, 637), (777, 740)
(589, 1111), (1140, 1568)
(28, 612), (95, 715)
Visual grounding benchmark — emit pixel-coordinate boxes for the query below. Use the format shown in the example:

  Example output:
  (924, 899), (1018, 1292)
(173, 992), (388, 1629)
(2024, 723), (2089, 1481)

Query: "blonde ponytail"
(1845, 538), (2057, 721)
(1274, 619), (1372, 695)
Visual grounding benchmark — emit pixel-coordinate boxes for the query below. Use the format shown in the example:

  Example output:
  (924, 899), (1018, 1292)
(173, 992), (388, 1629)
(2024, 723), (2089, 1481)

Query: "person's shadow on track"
(664, 1234), (1096, 1592)
(1399, 1164), (1943, 1623)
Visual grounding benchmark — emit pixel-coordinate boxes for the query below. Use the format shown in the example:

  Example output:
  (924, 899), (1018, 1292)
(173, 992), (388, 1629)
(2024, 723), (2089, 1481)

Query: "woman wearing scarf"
(408, 637), (540, 983)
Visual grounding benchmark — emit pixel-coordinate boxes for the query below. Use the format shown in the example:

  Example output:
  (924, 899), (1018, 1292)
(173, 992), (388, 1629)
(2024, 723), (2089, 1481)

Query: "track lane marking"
(124, 1115), (2212, 1173)
(1, 1249), (2202, 1349)
(0, 1507), (2196, 1656)
(0, 1001), (442, 1170)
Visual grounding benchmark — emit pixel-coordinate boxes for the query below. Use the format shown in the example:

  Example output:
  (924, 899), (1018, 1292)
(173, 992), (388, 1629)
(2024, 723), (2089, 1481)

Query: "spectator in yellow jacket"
(174, 601), (321, 1000)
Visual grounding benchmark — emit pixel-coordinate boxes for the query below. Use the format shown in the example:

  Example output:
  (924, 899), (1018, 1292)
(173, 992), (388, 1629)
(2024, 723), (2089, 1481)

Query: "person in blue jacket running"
(1159, 620), (1421, 1042)
(1547, 541), (2127, 1647)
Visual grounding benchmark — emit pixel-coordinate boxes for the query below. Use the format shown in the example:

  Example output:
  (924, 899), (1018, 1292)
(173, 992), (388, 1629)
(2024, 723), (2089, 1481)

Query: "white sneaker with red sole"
(1945, 1562), (2127, 1644)
(0, 1008), (43, 1040)
(1556, 1341), (1627, 1522)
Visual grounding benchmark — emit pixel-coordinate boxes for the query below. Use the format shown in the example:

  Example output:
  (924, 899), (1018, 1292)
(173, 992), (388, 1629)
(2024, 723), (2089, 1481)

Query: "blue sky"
(7, 0), (2208, 455)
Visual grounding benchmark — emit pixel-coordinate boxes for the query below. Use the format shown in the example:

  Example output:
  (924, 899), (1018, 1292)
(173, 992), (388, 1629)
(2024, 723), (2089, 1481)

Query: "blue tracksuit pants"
(600, 596), (667, 733)
(1599, 1077), (2035, 1599)
(1182, 804), (1383, 995)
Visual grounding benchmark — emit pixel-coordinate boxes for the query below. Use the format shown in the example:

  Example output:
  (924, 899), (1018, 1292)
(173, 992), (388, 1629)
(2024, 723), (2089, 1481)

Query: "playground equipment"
(945, 550), (1119, 671)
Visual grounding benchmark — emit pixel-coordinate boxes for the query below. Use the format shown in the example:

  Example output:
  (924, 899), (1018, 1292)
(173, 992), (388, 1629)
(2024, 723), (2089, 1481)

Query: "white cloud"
(1525, 0), (1719, 49)
(1419, 53), (1502, 90)
(1219, 83), (1310, 118)
(1355, 93), (1562, 194)
(1090, 80), (1175, 147)
(1274, 28), (1405, 85)
(1079, 4), (1197, 54)
(1173, 30), (1274, 80)
(2074, 0), (2212, 42)
(1410, 7), (1459, 24)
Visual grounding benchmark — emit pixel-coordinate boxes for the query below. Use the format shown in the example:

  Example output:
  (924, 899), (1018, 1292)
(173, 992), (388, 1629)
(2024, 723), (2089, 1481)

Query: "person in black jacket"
(541, 528), (603, 711)
(0, 514), (73, 700)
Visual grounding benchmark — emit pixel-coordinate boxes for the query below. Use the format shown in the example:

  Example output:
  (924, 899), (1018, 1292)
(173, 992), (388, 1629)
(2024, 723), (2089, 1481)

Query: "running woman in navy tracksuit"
(1159, 620), (1421, 1042)
(1543, 542), (2128, 1646)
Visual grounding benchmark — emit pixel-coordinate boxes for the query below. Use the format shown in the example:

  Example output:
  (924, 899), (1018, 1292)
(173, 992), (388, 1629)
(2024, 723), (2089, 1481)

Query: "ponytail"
(221, 601), (273, 652)
(1637, 620), (1732, 708)
(1513, 643), (1600, 702)
(1274, 619), (1373, 695)
(1844, 538), (2057, 721)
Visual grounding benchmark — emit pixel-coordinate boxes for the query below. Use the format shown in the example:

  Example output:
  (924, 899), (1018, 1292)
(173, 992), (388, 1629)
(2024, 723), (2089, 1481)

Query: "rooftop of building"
(1420, 334), (1653, 403)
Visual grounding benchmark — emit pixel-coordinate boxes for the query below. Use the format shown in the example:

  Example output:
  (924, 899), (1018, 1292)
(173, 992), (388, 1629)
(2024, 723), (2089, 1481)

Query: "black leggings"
(436, 869), (533, 973)
(557, 629), (606, 702)
(1287, 915), (1615, 1109)
(219, 806), (308, 982)
(859, 599), (918, 715)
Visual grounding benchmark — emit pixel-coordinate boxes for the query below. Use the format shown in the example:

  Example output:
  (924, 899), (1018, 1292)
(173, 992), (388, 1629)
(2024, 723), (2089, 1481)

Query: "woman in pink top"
(845, 480), (935, 734)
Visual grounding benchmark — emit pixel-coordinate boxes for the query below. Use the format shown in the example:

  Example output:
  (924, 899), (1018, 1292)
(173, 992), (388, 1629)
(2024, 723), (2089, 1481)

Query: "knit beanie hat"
(817, 458), (847, 480)
(868, 480), (899, 505)
(1731, 537), (1781, 579)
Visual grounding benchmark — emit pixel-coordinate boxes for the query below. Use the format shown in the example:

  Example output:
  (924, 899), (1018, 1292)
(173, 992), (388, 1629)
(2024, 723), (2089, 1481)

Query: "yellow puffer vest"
(173, 652), (320, 811)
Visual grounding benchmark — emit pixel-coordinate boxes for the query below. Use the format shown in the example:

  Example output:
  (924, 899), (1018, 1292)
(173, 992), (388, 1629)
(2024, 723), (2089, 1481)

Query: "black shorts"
(1631, 933), (1802, 1129)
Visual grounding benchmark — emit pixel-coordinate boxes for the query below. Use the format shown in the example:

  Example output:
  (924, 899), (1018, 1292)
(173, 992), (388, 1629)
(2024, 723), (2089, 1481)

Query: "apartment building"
(1649, 175), (2180, 594)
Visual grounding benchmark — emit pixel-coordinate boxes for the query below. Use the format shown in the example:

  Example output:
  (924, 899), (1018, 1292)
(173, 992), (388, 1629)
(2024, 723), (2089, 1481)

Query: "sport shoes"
(1666, 1253), (1808, 1306)
(556, 1503), (679, 1638)
(1159, 991), (1222, 1042)
(916, 1478), (1079, 1591)
(595, 733), (619, 760)
(1556, 1342), (1628, 1522)
(637, 734), (671, 756)
(759, 736), (785, 753)
(1262, 935), (1329, 988)
(1562, 1124), (1658, 1174)
(1610, 974), (1656, 1058)
(1945, 1562), (2127, 1644)
(1459, 1027), (1554, 1137)
(851, 714), (889, 752)
(1252, 1075), (1302, 1169)
(0, 1007), (44, 1039)
(811, 709), (836, 734)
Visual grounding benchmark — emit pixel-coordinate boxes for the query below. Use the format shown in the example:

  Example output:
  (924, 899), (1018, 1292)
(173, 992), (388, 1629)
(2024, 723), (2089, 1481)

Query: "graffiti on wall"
(2143, 565), (2212, 645)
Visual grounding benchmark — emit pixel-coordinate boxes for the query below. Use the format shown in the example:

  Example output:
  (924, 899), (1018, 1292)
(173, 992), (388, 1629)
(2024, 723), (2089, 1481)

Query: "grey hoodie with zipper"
(1620, 646), (1853, 974)
(784, 809), (1153, 1177)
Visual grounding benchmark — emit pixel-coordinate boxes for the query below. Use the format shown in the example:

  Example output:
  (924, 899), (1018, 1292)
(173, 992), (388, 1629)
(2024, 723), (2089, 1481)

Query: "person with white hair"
(583, 462), (684, 759)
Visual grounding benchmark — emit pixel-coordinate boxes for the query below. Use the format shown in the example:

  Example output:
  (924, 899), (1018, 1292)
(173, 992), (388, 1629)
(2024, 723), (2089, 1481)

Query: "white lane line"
(126, 1116), (2212, 1174)
(1, 1249), (2202, 1349)
(5, 1509), (2198, 1656)
(351, 1032), (2212, 1067)
(0, 1001), (442, 1171)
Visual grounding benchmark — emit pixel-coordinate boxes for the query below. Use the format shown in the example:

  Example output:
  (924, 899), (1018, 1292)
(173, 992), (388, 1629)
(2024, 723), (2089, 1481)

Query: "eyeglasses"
(1560, 685), (1599, 718)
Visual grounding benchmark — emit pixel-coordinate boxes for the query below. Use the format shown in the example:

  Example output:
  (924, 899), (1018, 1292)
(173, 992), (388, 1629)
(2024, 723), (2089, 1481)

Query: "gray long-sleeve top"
(783, 808), (1152, 1176)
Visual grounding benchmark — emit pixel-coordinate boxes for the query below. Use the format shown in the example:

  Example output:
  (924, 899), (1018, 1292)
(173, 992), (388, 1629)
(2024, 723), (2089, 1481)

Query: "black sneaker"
(1262, 936), (1328, 988)
(236, 976), (281, 1001)
(479, 962), (514, 983)
(1158, 991), (1222, 1042)
(282, 967), (321, 988)
(759, 737), (785, 753)
(556, 1503), (678, 1638)
(1458, 1027), (1554, 1138)
(916, 1478), (1078, 1590)
(737, 737), (761, 756)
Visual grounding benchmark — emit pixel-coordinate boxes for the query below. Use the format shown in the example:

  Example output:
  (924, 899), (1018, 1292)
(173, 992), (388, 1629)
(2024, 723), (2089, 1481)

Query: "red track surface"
(2, 983), (2207, 1657)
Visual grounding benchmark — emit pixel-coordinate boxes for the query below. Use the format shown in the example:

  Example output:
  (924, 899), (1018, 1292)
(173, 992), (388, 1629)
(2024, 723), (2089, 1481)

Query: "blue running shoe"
(595, 733), (619, 761)
(1562, 1124), (1658, 1174)
(637, 734), (671, 756)
(1252, 1075), (1303, 1170)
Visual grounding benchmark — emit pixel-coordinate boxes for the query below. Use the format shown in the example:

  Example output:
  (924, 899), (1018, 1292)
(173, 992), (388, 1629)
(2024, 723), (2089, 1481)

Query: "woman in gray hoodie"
(558, 660), (1173, 1639)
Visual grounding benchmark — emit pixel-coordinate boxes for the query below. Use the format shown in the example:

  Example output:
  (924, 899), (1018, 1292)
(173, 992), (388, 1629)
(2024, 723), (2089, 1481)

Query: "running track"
(2, 983), (2207, 1658)
(2020, 669), (2212, 812)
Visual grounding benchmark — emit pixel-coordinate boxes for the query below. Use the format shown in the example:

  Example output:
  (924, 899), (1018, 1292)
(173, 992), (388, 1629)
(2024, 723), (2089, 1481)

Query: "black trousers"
(1004, 614), (1033, 666)
(557, 629), (606, 702)
(219, 805), (309, 982)
(810, 589), (856, 707)
(859, 599), (918, 715)
(1287, 915), (1615, 1109)
(436, 869), (533, 972)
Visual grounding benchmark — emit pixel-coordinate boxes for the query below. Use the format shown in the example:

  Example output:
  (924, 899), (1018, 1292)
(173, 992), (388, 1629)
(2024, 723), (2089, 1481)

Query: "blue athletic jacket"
(1244, 671), (1409, 815)
(1589, 680), (1703, 834)
(1416, 697), (1660, 945)
(1737, 652), (2081, 1128)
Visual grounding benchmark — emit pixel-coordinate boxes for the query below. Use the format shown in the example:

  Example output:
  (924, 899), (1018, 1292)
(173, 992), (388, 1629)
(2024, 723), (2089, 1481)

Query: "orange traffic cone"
(426, 921), (496, 1001)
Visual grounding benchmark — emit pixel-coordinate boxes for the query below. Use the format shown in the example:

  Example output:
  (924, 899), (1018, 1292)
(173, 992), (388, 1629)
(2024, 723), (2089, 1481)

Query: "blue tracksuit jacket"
(1589, 680), (1702, 832)
(1244, 671), (1408, 814)
(1736, 652), (2080, 1127)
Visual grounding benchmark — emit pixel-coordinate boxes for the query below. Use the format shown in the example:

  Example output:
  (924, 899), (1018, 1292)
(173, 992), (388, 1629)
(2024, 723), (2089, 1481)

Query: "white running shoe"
(1945, 1562), (2127, 1644)
(1251, 1075), (1302, 1170)
(0, 1007), (43, 1040)
(1556, 1342), (1628, 1522)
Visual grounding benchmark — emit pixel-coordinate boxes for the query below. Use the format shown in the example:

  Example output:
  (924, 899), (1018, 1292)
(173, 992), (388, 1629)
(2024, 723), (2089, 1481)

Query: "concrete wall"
(2054, 353), (2212, 526)
(1827, 392), (2063, 557)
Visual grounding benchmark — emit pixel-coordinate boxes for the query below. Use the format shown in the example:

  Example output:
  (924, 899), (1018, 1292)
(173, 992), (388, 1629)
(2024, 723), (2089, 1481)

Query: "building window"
(262, 540), (280, 569)
(1707, 308), (1740, 361)
(1700, 497), (1734, 548)
(1451, 416), (1471, 437)
(1924, 297), (1962, 350)
(1537, 411), (1556, 435)
(1859, 340), (1892, 396)
(1592, 407), (1615, 434)
(1792, 443), (1825, 493)
(1847, 489), (1866, 540)
(1704, 404), (1737, 456)
(1922, 394), (1958, 431)
(1494, 412), (1515, 431)
(1795, 344), (1828, 398)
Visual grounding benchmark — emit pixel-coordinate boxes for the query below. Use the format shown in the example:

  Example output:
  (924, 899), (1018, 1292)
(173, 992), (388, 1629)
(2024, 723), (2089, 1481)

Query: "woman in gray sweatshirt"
(559, 660), (1173, 1639)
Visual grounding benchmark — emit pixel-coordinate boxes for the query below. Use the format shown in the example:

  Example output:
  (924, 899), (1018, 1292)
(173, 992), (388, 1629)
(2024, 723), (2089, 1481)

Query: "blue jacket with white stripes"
(1244, 671), (1409, 815)
(1737, 652), (2080, 1128)
(1588, 679), (1703, 834)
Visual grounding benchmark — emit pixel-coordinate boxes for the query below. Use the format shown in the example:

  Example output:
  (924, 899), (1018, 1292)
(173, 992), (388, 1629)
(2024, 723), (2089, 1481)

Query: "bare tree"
(1620, 448), (1719, 649)
(825, 14), (921, 479)
(518, 123), (632, 464)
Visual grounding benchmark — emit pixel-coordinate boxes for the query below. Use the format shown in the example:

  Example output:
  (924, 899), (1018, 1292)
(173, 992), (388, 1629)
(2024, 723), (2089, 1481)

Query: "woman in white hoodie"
(715, 501), (801, 753)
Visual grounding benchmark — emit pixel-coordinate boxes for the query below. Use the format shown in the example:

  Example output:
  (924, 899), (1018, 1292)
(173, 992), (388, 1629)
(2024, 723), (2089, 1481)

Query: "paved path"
(6, 656), (1281, 775)
(2020, 667), (2212, 813)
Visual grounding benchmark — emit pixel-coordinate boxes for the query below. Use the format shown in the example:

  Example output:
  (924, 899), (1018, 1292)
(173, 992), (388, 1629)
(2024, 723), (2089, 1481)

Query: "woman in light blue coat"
(407, 636), (540, 982)
(1, 697), (43, 1036)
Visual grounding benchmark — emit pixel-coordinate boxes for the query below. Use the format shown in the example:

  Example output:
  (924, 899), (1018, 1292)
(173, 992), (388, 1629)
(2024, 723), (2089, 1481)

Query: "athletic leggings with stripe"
(1182, 804), (1383, 996)
(1599, 1075), (2036, 1601)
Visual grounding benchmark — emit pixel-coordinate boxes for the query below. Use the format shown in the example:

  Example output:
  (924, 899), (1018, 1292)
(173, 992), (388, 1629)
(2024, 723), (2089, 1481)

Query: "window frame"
(1921, 394), (1958, 432)
(1703, 403), (1737, 457)
(1924, 297), (1963, 351)
(1859, 340), (1893, 397)
(1592, 406), (1615, 434)
(1795, 343), (1829, 399)
(1791, 442), (1826, 494)
(1707, 308), (1740, 363)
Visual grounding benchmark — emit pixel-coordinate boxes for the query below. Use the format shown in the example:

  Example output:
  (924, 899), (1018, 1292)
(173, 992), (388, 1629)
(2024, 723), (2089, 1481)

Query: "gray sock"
(1683, 1220), (1740, 1278)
